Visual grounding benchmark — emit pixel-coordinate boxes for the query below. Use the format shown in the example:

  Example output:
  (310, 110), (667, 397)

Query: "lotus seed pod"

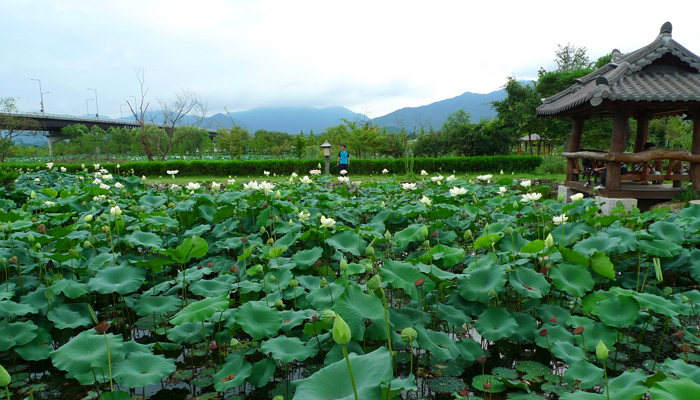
(421, 226), (429, 238)
(488, 289), (497, 297)
(365, 246), (375, 256)
(320, 277), (327, 288)
(82, 223), (90, 229)
(367, 274), (382, 291)
(255, 265), (263, 273)
(504, 265), (512, 273)
(0, 363), (11, 387)
(269, 275), (277, 282)
(664, 286), (672, 296)
(274, 299), (284, 309)
(83, 240), (91, 249)
(596, 340), (608, 361)
(504, 226), (514, 235)
(422, 240), (430, 248)
(340, 258), (348, 271)
(321, 309), (336, 328)
(289, 279), (298, 288)
(8, 256), (17, 265)
(159, 205), (167, 211)
(35, 243), (41, 250)
(464, 230), (472, 239)
(69, 248), (79, 255)
(133, 225), (141, 231)
(332, 314), (352, 345)
(401, 327), (418, 344)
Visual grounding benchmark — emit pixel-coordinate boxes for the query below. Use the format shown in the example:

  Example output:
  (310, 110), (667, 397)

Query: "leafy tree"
(650, 117), (692, 150)
(554, 43), (592, 72)
(0, 97), (41, 162)
(291, 132), (307, 159)
(413, 128), (452, 158)
(215, 125), (251, 160)
(491, 77), (541, 154)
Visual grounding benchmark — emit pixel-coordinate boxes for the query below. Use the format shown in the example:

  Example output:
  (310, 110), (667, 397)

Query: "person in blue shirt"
(336, 144), (349, 176)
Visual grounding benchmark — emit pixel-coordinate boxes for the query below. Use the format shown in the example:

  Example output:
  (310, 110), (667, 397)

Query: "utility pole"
(88, 88), (99, 118)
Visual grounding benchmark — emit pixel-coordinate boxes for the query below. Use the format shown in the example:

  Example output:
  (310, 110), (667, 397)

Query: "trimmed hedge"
(1, 156), (542, 177)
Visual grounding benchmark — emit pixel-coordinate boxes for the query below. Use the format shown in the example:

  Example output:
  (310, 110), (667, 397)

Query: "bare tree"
(152, 90), (208, 161)
(0, 97), (41, 162)
(126, 69), (155, 161)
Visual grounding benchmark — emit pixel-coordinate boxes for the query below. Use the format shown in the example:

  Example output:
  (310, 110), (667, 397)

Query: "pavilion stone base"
(594, 196), (638, 215)
(558, 185), (577, 203)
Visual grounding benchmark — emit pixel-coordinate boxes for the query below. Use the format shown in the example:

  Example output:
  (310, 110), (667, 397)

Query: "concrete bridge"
(0, 112), (217, 155)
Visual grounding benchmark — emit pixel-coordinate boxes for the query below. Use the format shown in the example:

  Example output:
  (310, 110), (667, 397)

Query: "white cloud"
(2, 0), (699, 118)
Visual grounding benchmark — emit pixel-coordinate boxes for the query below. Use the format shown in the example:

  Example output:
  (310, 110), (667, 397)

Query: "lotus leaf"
(293, 347), (393, 400)
(49, 330), (124, 385)
(549, 263), (594, 298)
(509, 267), (550, 298)
(247, 358), (277, 387)
(260, 336), (318, 364)
(573, 233), (621, 255)
(160, 235), (208, 264)
(235, 300), (282, 340)
(213, 352), (252, 392)
(392, 224), (425, 247)
(325, 230), (366, 256)
(564, 360), (603, 389)
(333, 285), (387, 340)
(133, 295), (181, 317)
(0, 299), (38, 320)
(87, 265), (146, 295)
(0, 320), (38, 351)
(472, 374), (506, 393)
(458, 263), (507, 303)
(50, 279), (90, 299)
(381, 374), (418, 399)
(291, 247), (324, 269)
(47, 302), (93, 329)
(381, 259), (434, 299)
(596, 294), (640, 328)
(590, 251), (615, 280)
(15, 327), (52, 361)
(171, 295), (229, 325)
(166, 321), (215, 344)
(474, 307), (518, 341)
(189, 275), (235, 297)
(648, 220), (685, 244)
(113, 352), (176, 388)
(415, 327), (459, 360)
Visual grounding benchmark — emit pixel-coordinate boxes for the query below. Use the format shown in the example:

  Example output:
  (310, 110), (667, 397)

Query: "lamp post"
(31, 78), (48, 114)
(120, 104), (127, 119)
(320, 140), (332, 175)
(87, 88), (99, 118)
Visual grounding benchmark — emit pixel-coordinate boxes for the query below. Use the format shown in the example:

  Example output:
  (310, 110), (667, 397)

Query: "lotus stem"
(603, 362), (609, 400)
(651, 315), (670, 370)
(341, 344), (358, 400)
(103, 333), (113, 392)
(380, 289), (394, 365)
(5, 385), (10, 400)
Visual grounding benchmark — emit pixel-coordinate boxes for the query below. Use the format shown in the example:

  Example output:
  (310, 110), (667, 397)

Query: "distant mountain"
(370, 88), (509, 133)
(204, 106), (367, 134)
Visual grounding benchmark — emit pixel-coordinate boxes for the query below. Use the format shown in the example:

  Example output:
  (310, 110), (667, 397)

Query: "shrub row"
(1, 156), (542, 177)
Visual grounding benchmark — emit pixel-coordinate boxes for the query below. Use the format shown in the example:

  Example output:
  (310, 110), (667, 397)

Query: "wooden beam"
(562, 148), (700, 163)
(606, 112), (628, 190)
(567, 118), (585, 181)
(692, 111), (700, 191)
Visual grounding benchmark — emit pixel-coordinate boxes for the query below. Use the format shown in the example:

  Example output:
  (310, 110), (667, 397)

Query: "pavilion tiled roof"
(537, 22), (700, 117)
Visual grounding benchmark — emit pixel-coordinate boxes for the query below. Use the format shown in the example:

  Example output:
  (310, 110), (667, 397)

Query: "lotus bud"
(332, 314), (352, 345)
(35, 243), (41, 250)
(89, 236), (96, 244)
(573, 326), (584, 335)
(487, 289), (497, 298)
(683, 296), (690, 303)
(421, 226), (429, 238)
(320, 277), (327, 288)
(340, 258), (348, 271)
(423, 240), (430, 248)
(267, 238), (274, 245)
(596, 340), (608, 361)
(381, 201), (385, 208)
(230, 338), (239, 347)
(275, 190), (281, 200)
(367, 275), (382, 291)
(464, 230), (472, 239)
(30, 190), (36, 199)
(289, 279), (298, 288)
(539, 329), (548, 337)
(544, 233), (554, 248)
(504, 265), (512, 273)
(83, 240), (91, 249)
(365, 246), (375, 256)
(28, 233), (35, 243)
(7, 222), (12, 230)
(513, 201), (519, 210)
(259, 226), (266, 235)
(269, 275), (277, 282)
(384, 230), (391, 240)
(288, 219), (294, 227)
(664, 286), (672, 296)
(558, 192), (565, 202)
(0, 363), (11, 387)
(274, 299), (284, 309)
(255, 265), (263, 274)
(133, 225), (141, 231)
(0, 224), (5, 232)
(322, 309), (336, 328)
(401, 327), (418, 344)
(504, 226), (514, 236)
(84, 214), (94, 222)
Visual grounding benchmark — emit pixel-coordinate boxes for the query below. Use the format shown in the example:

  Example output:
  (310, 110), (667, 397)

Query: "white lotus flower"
(141, 175), (147, 181)
(46, 162), (54, 169)
(243, 181), (260, 190)
(382, 168), (389, 174)
(259, 181), (275, 195)
(60, 167), (67, 172)
(34, 178), (40, 183)
(110, 206), (122, 216)
(81, 164), (85, 169)
(419, 196), (432, 206)
(114, 182), (123, 189)
(43, 201), (56, 207)
(170, 184), (179, 191)
(500, 170), (504, 175)
(116, 164), (120, 169)
(298, 209), (311, 222)
(499, 186), (507, 195)
(320, 215), (336, 229)
(338, 176), (349, 183)
(553, 214), (568, 225)
(264, 170), (270, 176)
(431, 175), (443, 185)
(521, 180), (532, 188)
(421, 170), (428, 176)
(227, 178), (236, 184)
(300, 176), (312, 184)
(166, 170), (179, 179)
(520, 192), (542, 203)
(570, 193), (584, 202)
(449, 187), (468, 196)
(102, 174), (113, 181)
(186, 182), (201, 191)
(309, 169), (321, 175)
(446, 175), (456, 183)
(211, 182), (221, 190)
(94, 172), (102, 178)
(402, 182), (417, 191)
(93, 164), (100, 170)
(99, 183), (110, 190)
(92, 178), (102, 184)
(477, 174), (493, 181)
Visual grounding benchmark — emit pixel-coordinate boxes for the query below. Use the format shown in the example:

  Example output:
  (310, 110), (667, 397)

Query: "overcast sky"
(2, 1), (700, 119)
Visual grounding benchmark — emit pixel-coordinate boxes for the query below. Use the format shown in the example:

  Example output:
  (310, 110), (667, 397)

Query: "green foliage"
(536, 155), (566, 175)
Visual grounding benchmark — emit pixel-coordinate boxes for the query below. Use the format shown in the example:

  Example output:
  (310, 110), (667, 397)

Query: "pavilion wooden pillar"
(567, 118), (584, 181)
(606, 111), (628, 190)
(633, 114), (649, 153)
(691, 111), (700, 192)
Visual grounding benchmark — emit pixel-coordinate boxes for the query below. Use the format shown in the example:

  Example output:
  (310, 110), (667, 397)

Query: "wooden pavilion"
(537, 22), (700, 200)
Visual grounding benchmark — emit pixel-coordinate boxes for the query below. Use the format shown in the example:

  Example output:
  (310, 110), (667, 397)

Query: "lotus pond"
(1, 167), (700, 400)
